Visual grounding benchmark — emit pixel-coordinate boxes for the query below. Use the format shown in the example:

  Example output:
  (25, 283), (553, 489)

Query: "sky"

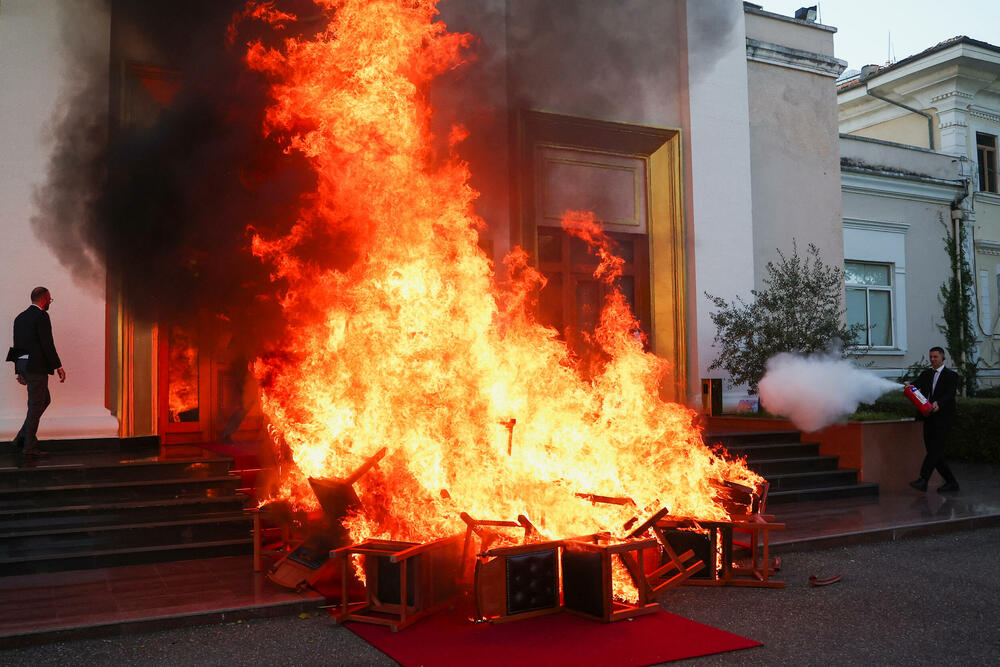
(755, 0), (1000, 73)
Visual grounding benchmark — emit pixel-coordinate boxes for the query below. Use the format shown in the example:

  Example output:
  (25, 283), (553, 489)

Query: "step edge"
(744, 455), (841, 463)
(764, 469), (862, 480)
(0, 457), (234, 473)
(768, 482), (880, 496)
(0, 475), (241, 494)
(0, 538), (254, 565)
(2, 514), (252, 539)
(0, 496), (247, 518)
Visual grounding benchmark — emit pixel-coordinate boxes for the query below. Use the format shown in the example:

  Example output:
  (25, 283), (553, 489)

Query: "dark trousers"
(919, 418), (957, 484)
(15, 372), (50, 451)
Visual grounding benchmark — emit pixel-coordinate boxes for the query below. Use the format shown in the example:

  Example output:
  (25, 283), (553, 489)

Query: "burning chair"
(330, 535), (464, 631)
(652, 480), (785, 588)
(560, 507), (704, 623)
(462, 512), (565, 623)
(466, 504), (706, 625)
(262, 447), (387, 591)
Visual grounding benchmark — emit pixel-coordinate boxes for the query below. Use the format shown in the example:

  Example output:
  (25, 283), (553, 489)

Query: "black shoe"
(22, 448), (46, 459)
(937, 482), (960, 493)
(909, 479), (928, 492)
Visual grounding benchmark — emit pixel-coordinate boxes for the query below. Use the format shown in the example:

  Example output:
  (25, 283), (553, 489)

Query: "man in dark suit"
(9, 287), (66, 461)
(909, 346), (960, 493)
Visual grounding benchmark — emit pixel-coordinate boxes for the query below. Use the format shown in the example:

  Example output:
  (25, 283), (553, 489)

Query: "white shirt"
(931, 364), (946, 395)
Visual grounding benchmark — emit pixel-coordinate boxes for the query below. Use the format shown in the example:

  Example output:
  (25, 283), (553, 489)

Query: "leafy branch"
(706, 242), (861, 393)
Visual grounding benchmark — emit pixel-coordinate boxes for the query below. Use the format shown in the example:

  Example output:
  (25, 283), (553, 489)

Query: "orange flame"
(167, 325), (199, 422)
(242, 0), (759, 571)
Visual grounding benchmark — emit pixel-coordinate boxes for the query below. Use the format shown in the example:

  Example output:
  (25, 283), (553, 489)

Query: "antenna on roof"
(887, 31), (896, 65)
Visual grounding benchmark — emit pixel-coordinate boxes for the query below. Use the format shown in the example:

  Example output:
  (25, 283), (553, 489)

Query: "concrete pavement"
(3, 526), (998, 666)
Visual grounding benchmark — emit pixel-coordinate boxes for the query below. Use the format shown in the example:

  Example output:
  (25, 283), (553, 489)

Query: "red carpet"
(346, 607), (761, 666)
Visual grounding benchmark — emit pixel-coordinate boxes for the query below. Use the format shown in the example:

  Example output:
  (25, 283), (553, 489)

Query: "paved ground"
(4, 526), (999, 666)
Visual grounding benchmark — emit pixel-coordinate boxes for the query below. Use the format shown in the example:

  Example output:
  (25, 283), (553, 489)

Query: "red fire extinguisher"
(904, 385), (934, 416)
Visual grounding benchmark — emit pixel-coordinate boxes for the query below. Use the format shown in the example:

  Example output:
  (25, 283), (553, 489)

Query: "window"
(978, 133), (998, 193)
(846, 261), (894, 347)
(995, 272), (1000, 332)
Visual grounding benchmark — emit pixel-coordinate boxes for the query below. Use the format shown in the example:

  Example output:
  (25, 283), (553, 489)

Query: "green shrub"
(705, 243), (859, 393)
(950, 398), (1000, 464)
(854, 393), (912, 419)
(856, 394), (1000, 464)
(722, 392), (1000, 463)
(973, 385), (1000, 399)
(938, 219), (978, 395)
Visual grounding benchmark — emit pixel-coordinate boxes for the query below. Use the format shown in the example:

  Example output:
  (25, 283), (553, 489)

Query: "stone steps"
(705, 429), (879, 504)
(0, 439), (251, 575)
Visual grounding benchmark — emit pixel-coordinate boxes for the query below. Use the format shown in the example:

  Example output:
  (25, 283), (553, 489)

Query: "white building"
(838, 36), (1000, 387)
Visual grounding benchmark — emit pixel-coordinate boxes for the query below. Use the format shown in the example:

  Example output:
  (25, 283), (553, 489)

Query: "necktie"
(932, 369), (940, 395)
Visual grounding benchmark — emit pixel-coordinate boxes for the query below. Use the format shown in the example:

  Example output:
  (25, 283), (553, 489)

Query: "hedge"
(859, 394), (1000, 464)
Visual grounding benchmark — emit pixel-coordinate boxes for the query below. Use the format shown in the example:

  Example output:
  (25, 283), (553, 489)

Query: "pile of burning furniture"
(253, 449), (784, 632)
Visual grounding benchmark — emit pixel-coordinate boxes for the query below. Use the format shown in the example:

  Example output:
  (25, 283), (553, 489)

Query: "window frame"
(845, 260), (896, 349)
(977, 132), (998, 194)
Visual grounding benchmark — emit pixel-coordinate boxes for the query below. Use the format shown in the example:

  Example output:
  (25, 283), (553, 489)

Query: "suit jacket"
(914, 366), (958, 426)
(12, 305), (61, 374)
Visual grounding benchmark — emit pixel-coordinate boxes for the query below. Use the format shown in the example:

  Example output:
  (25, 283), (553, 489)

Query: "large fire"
(240, 0), (759, 550)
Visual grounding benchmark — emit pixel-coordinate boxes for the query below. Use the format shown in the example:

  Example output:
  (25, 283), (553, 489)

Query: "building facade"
(0, 0), (849, 441)
(839, 134), (966, 376)
(838, 36), (1000, 387)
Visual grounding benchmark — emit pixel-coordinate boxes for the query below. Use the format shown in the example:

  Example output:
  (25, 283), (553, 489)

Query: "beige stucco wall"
(846, 111), (941, 152)
(0, 0), (119, 439)
(746, 60), (845, 288)
(744, 8), (835, 57)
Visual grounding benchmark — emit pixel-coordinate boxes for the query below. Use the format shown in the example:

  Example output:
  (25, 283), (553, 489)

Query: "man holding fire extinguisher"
(909, 347), (960, 493)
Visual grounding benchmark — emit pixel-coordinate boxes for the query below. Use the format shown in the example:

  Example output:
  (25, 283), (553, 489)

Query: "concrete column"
(685, 0), (756, 405)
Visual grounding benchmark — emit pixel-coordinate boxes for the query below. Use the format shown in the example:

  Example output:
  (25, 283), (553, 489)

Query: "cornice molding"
(842, 170), (964, 203)
(746, 38), (846, 78)
(976, 239), (1000, 256)
(930, 90), (975, 103)
(970, 107), (1000, 125)
(843, 217), (911, 234)
(975, 191), (1000, 205)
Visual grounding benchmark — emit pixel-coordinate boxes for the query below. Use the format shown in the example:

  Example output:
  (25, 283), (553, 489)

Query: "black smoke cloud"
(31, 0), (325, 343)
(502, 0), (739, 118)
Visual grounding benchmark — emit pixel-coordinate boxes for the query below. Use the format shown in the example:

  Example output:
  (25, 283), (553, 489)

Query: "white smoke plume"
(758, 353), (902, 432)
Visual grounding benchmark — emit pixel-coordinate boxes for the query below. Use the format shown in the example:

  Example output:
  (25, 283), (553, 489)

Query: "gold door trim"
(513, 110), (687, 400)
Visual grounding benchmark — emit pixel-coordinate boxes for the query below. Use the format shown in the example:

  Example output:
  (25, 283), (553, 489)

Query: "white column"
(686, 0), (756, 406)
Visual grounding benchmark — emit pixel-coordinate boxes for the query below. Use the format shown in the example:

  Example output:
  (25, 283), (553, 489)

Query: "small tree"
(706, 242), (860, 393)
(939, 218), (977, 395)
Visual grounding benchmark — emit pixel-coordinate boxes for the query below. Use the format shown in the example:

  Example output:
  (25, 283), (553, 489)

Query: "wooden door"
(536, 227), (651, 359)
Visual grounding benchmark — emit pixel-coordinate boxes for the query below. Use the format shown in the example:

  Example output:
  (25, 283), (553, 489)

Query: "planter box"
(705, 416), (923, 492)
